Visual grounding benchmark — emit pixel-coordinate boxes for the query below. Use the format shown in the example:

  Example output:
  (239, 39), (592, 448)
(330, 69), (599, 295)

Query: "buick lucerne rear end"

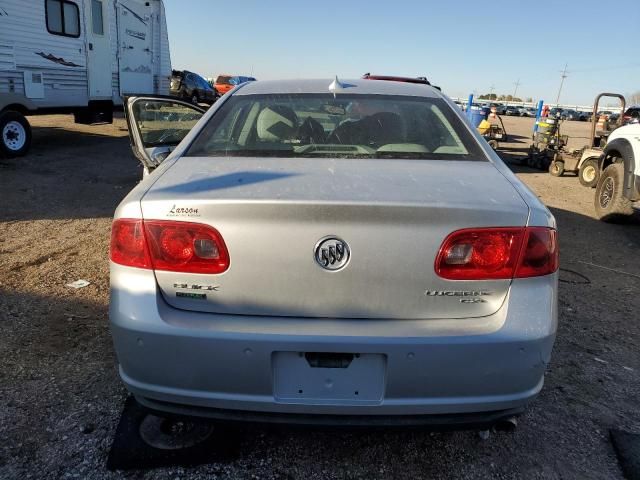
(110, 79), (558, 427)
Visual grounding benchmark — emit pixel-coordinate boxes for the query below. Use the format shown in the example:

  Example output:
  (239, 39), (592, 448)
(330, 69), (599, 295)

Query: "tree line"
(477, 93), (533, 102)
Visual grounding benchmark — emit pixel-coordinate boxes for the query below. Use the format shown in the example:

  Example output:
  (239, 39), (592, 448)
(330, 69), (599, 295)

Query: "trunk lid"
(141, 157), (529, 319)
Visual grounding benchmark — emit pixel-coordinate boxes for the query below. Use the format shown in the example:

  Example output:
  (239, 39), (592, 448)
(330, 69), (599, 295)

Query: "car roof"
(233, 78), (441, 98)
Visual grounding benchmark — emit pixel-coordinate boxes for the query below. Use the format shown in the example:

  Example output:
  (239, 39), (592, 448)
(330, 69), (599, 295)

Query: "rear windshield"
(187, 94), (486, 160)
(216, 76), (232, 85)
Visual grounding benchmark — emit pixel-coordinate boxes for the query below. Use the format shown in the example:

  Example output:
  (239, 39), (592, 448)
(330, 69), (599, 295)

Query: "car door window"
(125, 97), (206, 171)
(132, 99), (203, 147)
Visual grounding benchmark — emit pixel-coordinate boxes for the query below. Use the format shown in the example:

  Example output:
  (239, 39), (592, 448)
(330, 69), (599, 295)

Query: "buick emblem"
(314, 236), (350, 271)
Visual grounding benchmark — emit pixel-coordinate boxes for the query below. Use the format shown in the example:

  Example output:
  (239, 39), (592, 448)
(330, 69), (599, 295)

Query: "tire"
(488, 139), (498, 150)
(549, 160), (565, 177)
(594, 163), (634, 222)
(0, 110), (32, 158)
(578, 158), (599, 188)
(191, 94), (199, 105)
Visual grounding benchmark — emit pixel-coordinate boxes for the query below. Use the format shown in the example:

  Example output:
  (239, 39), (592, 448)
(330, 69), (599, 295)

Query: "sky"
(163, 0), (640, 106)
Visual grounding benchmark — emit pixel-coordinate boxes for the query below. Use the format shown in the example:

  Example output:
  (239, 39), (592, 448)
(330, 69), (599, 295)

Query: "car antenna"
(328, 75), (345, 97)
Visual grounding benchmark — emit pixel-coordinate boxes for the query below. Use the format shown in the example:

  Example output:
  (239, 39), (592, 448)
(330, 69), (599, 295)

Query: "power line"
(555, 63), (569, 105)
(506, 79), (520, 106)
(570, 62), (640, 73)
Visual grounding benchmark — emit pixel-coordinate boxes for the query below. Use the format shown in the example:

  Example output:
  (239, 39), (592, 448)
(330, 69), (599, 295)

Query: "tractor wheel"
(578, 158), (599, 188)
(549, 160), (565, 177)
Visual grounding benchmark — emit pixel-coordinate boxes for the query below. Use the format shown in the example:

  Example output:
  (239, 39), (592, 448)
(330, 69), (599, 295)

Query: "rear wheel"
(191, 93), (199, 105)
(0, 110), (32, 158)
(488, 139), (498, 150)
(548, 160), (565, 177)
(594, 163), (634, 222)
(578, 158), (599, 188)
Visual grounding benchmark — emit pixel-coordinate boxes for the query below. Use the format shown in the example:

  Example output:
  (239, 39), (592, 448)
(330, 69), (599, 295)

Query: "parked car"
(494, 104), (507, 115)
(504, 106), (520, 116)
(517, 107), (536, 117)
(622, 106), (640, 125)
(170, 70), (218, 105)
(115, 78), (559, 427)
(549, 108), (563, 118)
(561, 109), (578, 121)
(213, 75), (257, 96)
(577, 111), (592, 122)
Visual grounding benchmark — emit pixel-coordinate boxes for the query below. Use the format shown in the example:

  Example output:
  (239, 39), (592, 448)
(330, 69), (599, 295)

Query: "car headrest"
(256, 105), (298, 141)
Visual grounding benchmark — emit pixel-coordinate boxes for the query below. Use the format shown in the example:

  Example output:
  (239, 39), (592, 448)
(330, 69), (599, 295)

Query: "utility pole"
(507, 79), (520, 107)
(489, 84), (495, 100)
(555, 63), (568, 106)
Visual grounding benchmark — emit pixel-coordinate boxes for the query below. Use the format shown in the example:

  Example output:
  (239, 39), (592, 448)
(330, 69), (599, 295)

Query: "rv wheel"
(0, 111), (32, 158)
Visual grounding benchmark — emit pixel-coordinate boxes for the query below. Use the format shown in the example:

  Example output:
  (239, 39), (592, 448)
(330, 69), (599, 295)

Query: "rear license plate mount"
(272, 352), (386, 404)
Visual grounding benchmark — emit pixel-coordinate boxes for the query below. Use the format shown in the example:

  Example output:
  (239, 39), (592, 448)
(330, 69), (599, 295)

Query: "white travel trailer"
(0, 0), (171, 156)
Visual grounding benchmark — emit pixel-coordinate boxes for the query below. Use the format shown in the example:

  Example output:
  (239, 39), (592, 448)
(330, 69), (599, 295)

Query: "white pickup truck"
(595, 123), (640, 222)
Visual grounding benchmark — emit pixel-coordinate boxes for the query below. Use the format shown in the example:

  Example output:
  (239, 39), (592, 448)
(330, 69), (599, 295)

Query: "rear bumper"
(137, 396), (524, 429)
(110, 264), (557, 421)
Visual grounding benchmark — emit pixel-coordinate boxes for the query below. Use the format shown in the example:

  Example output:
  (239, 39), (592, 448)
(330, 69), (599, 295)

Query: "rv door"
(117, 0), (153, 94)
(85, 0), (112, 98)
(124, 96), (205, 174)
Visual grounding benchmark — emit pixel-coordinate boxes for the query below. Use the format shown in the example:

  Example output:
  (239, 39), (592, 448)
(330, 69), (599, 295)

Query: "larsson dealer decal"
(167, 205), (200, 217)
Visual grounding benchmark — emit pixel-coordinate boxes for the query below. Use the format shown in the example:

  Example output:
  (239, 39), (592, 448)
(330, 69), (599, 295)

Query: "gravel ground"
(0, 114), (639, 479)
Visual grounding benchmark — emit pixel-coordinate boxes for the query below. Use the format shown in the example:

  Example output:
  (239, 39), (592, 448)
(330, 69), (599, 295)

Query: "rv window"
(92, 0), (104, 35)
(45, 0), (80, 38)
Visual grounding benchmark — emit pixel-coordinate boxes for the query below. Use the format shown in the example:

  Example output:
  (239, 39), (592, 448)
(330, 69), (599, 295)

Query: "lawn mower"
(477, 112), (508, 150)
(546, 93), (626, 187)
(527, 116), (567, 170)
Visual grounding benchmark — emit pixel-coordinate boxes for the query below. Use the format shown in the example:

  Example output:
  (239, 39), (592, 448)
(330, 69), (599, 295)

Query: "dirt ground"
(0, 114), (639, 480)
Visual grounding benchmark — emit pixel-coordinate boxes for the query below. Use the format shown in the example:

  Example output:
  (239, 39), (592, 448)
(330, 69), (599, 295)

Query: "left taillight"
(110, 219), (230, 274)
(110, 219), (151, 269)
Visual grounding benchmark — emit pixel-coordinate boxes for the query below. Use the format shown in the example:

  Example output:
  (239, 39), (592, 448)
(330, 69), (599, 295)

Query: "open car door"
(124, 96), (206, 174)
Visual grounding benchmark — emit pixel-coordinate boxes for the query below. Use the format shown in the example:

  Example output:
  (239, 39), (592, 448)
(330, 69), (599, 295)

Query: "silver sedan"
(110, 78), (558, 427)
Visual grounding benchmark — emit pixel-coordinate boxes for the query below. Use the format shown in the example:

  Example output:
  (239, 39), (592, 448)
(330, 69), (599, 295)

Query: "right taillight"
(110, 219), (230, 274)
(514, 227), (558, 278)
(436, 227), (558, 280)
